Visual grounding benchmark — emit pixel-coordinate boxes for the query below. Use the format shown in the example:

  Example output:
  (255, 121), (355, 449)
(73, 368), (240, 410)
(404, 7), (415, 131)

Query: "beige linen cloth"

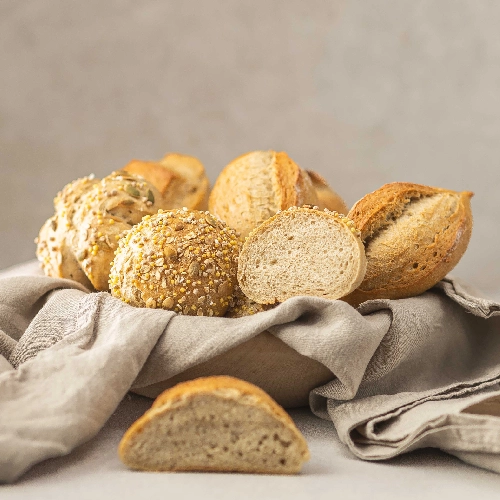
(1, 263), (500, 483)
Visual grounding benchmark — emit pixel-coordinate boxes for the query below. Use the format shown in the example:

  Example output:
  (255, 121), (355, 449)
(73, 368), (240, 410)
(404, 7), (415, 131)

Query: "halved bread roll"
(237, 206), (366, 304)
(119, 376), (310, 474)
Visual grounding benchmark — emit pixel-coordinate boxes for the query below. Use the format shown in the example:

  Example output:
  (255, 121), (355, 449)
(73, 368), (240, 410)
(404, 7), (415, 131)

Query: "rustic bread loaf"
(306, 170), (349, 214)
(109, 209), (239, 316)
(208, 151), (319, 239)
(344, 182), (473, 305)
(123, 153), (210, 210)
(36, 171), (163, 291)
(237, 206), (366, 304)
(119, 376), (310, 474)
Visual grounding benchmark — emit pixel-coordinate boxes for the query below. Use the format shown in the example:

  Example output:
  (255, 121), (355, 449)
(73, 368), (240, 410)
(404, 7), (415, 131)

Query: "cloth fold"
(1, 262), (500, 482)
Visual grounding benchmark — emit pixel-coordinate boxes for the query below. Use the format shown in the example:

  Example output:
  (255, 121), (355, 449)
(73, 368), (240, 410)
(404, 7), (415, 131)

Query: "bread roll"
(109, 209), (239, 316)
(208, 151), (319, 239)
(36, 175), (99, 289)
(237, 206), (366, 304)
(36, 171), (163, 291)
(344, 182), (473, 305)
(306, 170), (349, 214)
(123, 153), (209, 210)
(119, 376), (310, 474)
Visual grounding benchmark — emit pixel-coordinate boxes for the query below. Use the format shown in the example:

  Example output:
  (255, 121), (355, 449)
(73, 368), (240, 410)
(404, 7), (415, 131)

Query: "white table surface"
(1, 262), (500, 498)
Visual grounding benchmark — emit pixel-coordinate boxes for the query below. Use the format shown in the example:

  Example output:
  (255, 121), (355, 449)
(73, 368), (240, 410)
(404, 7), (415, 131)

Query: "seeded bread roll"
(109, 209), (239, 316)
(344, 182), (474, 305)
(36, 171), (163, 291)
(119, 376), (310, 474)
(123, 153), (210, 210)
(306, 170), (349, 214)
(208, 151), (319, 239)
(36, 175), (99, 288)
(238, 206), (366, 304)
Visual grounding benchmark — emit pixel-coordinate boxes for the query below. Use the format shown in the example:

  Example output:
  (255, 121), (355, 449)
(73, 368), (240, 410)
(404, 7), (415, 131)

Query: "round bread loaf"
(109, 209), (239, 316)
(123, 153), (210, 210)
(344, 182), (474, 305)
(237, 206), (366, 304)
(208, 150), (319, 239)
(306, 170), (349, 214)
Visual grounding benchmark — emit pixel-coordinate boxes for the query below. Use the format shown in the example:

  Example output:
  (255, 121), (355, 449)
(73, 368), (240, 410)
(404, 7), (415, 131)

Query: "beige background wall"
(1, 1), (499, 297)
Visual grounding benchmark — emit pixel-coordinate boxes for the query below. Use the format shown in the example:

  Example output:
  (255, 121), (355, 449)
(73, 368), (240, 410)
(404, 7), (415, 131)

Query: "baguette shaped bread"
(123, 153), (210, 210)
(306, 170), (349, 214)
(238, 206), (366, 304)
(344, 182), (473, 305)
(109, 209), (239, 316)
(208, 151), (318, 239)
(119, 376), (310, 474)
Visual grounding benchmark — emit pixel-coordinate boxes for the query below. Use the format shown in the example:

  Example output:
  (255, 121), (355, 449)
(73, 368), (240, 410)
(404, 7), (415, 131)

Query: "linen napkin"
(1, 261), (500, 482)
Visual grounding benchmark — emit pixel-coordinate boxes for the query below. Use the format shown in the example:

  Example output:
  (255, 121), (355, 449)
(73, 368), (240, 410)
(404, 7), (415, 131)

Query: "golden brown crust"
(124, 153), (210, 211)
(208, 151), (318, 239)
(344, 182), (473, 305)
(306, 170), (349, 214)
(109, 209), (239, 316)
(36, 175), (99, 288)
(72, 171), (162, 291)
(37, 172), (164, 291)
(119, 376), (310, 473)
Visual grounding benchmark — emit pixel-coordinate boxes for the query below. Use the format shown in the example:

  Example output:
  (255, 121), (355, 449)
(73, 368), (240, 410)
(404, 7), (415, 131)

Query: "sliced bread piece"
(237, 206), (366, 304)
(118, 376), (310, 474)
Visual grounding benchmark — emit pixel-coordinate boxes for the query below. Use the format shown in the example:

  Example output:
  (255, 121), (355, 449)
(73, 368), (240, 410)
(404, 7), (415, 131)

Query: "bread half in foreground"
(119, 376), (310, 474)
(344, 182), (473, 305)
(237, 206), (366, 304)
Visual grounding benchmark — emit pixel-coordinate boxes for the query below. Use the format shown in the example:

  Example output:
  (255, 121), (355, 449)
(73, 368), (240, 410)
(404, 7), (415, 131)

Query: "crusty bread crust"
(344, 182), (473, 305)
(119, 376), (310, 474)
(124, 153), (210, 210)
(306, 170), (349, 214)
(208, 151), (318, 239)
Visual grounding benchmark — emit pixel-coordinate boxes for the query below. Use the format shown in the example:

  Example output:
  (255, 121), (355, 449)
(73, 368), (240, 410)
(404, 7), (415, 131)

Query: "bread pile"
(36, 149), (474, 311)
(35, 150), (474, 475)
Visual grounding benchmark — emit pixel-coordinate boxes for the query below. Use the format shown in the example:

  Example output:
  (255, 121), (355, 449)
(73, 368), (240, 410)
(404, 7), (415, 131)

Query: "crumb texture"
(119, 377), (310, 474)
(238, 207), (366, 304)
